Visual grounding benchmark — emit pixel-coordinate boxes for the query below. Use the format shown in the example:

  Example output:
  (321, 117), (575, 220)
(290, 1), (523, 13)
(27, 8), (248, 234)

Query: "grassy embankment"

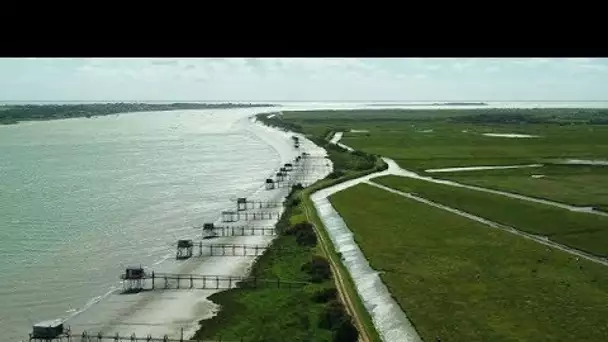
(276, 108), (608, 210)
(193, 115), (387, 342)
(257, 112), (387, 342)
(0, 102), (275, 125)
(193, 187), (354, 342)
(373, 175), (608, 258)
(329, 183), (608, 342)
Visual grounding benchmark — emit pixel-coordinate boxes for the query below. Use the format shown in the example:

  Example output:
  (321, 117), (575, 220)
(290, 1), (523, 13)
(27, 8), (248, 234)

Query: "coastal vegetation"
(193, 187), (355, 342)
(0, 102), (275, 125)
(257, 114), (382, 177)
(329, 183), (608, 342)
(194, 115), (390, 342)
(193, 128), (387, 341)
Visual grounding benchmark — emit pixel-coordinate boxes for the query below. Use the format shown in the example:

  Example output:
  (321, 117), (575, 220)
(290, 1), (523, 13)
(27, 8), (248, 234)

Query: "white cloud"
(564, 58), (595, 64)
(451, 59), (480, 71)
(1, 58), (608, 101)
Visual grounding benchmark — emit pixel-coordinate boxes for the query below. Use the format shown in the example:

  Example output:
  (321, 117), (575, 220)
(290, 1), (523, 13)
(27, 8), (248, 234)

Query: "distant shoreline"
(369, 102), (488, 107)
(0, 102), (276, 125)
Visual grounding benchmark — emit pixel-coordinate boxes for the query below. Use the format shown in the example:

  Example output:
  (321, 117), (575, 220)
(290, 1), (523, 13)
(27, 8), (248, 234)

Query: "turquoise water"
(0, 108), (281, 341)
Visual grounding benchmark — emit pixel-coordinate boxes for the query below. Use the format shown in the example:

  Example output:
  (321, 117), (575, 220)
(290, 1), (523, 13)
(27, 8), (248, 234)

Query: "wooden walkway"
(200, 225), (277, 237)
(194, 243), (269, 257)
(28, 330), (241, 341)
(221, 211), (281, 222)
(121, 272), (309, 293)
(237, 200), (283, 210)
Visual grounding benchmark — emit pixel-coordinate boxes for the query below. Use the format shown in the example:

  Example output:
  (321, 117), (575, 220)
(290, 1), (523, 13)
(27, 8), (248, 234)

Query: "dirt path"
(385, 160), (608, 217)
(303, 200), (372, 342)
(331, 132), (607, 217)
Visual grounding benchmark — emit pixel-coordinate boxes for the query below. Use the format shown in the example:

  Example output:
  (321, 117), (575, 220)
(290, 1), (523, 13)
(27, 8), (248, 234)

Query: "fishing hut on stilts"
(265, 178), (275, 190)
(176, 239), (194, 259)
(202, 223), (218, 239)
(237, 197), (247, 211)
(120, 266), (147, 293)
(29, 320), (70, 342)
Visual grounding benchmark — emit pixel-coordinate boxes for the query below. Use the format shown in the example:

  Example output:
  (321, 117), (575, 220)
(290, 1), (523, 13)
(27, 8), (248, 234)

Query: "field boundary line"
(366, 180), (608, 267)
(331, 132), (608, 217)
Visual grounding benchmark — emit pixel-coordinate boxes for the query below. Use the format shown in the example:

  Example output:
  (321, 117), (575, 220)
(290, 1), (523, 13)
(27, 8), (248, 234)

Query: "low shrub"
(334, 319), (359, 342)
(319, 300), (347, 330)
(311, 287), (338, 303)
(301, 255), (332, 283)
(286, 222), (317, 247)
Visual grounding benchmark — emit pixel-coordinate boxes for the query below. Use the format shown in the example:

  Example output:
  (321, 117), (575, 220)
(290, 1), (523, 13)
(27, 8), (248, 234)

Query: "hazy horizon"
(3, 100), (608, 104)
(2, 58), (608, 102)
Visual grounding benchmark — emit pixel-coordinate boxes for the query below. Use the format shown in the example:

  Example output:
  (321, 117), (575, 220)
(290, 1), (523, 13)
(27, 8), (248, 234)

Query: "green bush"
(334, 319), (359, 342)
(319, 300), (347, 330)
(301, 255), (332, 283)
(286, 222), (317, 247)
(319, 300), (359, 342)
(311, 287), (338, 303)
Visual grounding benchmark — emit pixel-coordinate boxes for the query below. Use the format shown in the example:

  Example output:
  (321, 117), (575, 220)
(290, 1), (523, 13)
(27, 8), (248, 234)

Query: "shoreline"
(0, 103), (276, 126)
(49, 111), (331, 340)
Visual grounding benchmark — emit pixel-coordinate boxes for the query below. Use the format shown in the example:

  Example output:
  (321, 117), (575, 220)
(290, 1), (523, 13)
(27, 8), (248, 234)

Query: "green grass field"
(372, 175), (608, 257)
(275, 109), (608, 170)
(438, 164), (608, 212)
(339, 122), (608, 172)
(329, 183), (608, 342)
(269, 108), (608, 212)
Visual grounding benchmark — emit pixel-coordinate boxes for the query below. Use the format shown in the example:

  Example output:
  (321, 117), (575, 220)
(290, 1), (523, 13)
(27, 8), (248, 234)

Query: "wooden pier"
(236, 198), (283, 211)
(197, 225), (277, 237)
(120, 271), (309, 293)
(29, 328), (242, 341)
(174, 242), (270, 258)
(195, 243), (269, 257)
(221, 211), (281, 223)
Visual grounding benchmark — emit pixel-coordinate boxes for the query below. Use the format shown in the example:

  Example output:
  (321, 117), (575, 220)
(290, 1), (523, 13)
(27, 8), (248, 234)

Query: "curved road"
(306, 132), (608, 342)
(328, 133), (608, 267)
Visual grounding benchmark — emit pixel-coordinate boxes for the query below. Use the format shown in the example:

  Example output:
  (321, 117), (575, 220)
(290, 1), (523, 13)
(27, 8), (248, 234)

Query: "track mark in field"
(366, 181), (608, 268)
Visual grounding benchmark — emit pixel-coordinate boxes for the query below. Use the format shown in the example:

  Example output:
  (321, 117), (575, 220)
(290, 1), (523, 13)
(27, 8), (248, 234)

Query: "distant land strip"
(0, 102), (276, 125)
(367, 102), (488, 107)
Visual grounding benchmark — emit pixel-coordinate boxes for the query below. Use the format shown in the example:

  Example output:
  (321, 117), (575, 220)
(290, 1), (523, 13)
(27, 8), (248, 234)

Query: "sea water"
(0, 107), (294, 341)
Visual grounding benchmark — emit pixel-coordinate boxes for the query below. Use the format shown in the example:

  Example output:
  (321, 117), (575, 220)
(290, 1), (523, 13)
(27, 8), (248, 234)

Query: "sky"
(1, 58), (607, 102)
